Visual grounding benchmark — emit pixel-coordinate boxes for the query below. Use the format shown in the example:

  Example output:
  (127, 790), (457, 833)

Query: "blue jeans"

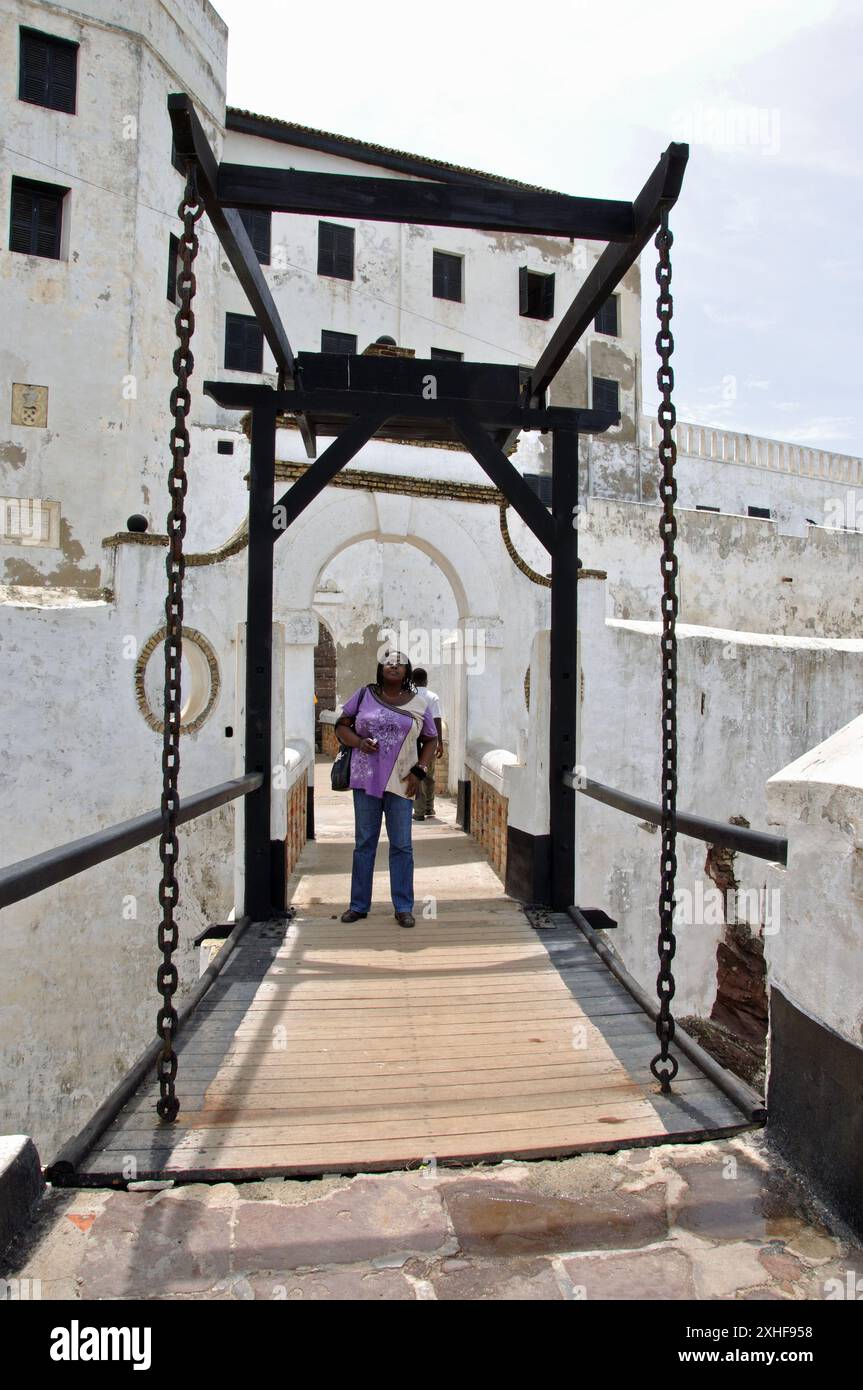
(349, 789), (414, 914)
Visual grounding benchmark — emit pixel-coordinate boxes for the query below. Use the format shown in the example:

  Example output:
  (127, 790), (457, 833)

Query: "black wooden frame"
(167, 92), (688, 914)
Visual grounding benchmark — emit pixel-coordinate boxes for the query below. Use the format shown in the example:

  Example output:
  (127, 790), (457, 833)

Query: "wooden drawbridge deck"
(75, 769), (757, 1184)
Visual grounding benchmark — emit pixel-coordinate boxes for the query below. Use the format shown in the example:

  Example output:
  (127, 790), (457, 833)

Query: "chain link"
(651, 205), (679, 1093)
(156, 166), (204, 1122)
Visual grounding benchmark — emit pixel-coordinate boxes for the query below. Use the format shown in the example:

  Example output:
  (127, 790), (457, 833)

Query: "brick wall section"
(321, 723), (340, 757)
(314, 623), (336, 751)
(468, 769), (508, 882)
(285, 774), (308, 879)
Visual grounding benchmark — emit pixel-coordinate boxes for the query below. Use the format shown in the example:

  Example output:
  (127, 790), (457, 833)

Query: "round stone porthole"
(135, 626), (220, 735)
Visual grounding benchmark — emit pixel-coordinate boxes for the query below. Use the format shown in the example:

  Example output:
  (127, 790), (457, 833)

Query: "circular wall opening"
(135, 626), (220, 735)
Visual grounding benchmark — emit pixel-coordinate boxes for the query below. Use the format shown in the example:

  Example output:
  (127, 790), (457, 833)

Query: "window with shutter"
(592, 376), (619, 415)
(317, 222), (354, 280)
(432, 251), (463, 302)
(594, 294), (619, 335)
(320, 330), (357, 356)
(519, 268), (555, 320)
(748, 505), (771, 519)
(523, 472), (553, 506)
(239, 208), (271, 265)
(19, 28), (78, 114)
(430, 348), (463, 361)
(225, 313), (264, 372)
(9, 178), (67, 259)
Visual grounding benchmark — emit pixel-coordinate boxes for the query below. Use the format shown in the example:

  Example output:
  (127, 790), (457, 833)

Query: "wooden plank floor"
(78, 771), (755, 1183)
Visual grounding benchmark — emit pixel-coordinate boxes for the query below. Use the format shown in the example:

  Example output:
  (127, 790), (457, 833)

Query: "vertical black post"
(244, 399), (277, 920)
(549, 426), (579, 909)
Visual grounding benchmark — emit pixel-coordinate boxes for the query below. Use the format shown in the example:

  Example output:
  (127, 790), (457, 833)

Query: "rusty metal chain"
(156, 166), (203, 1122)
(651, 205), (679, 1093)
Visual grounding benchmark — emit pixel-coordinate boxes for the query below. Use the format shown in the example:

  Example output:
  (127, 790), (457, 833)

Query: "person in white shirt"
(411, 668), (443, 820)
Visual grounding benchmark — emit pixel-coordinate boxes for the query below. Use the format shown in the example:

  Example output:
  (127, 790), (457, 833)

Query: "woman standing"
(334, 651), (438, 928)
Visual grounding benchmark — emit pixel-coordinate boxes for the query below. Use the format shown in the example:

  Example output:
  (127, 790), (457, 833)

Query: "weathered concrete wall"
(575, 575), (863, 1019)
(0, 0), (227, 591)
(578, 497), (863, 636)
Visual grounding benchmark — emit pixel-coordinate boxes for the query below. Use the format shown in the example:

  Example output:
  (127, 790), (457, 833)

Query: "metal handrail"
(0, 773), (264, 910)
(565, 773), (787, 865)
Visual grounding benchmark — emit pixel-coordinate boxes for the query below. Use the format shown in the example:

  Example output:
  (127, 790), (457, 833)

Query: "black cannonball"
(127, 514), (149, 533)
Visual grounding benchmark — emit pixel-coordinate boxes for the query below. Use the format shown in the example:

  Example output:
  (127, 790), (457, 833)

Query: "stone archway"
(272, 487), (503, 791)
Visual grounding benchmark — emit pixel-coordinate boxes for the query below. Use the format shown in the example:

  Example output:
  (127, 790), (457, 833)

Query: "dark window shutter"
(595, 295), (618, 335)
(430, 348), (463, 361)
(225, 312), (263, 372)
(433, 250), (462, 301)
(520, 268), (554, 319)
(541, 273), (555, 320)
(748, 505), (771, 519)
(239, 208), (271, 265)
(167, 234), (180, 303)
(519, 266), (529, 315)
(318, 222), (354, 280)
(320, 330), (357, 355)
(20, 29), (78, 113)
(524, 472), (553, 507)
(9, 178), (65, 258)
(592, 376), (619, 415)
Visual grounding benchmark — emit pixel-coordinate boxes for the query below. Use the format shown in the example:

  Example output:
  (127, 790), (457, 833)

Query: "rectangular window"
(430, 347), (463, 361)
(592, 376), (619, 415)
(317, 221), (354, 280)
(519, 267), (555, 320)
(19, 27), (78, 114)
(167, 233), (180, 304)
(696, 505), (720, 513)
(433, 250), (463, 302)
(594, 294), (619, 336)
(9, 177), (67, 258)
(748, 505), (771, 519)
(217, 439), (234, 455)
(225, 312), (264, 373)
(321, 330), (357, 355)
(523, 472), (553, 506)
(239, 208), (271, 265)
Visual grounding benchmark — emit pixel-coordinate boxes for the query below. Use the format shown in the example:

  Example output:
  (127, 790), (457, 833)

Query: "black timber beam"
(452, 414), (555, 553)
(527, 143), (689, 401)
(168, 94), (316, 460)
(203, 380), (617, 435)
(217, 164), (636, 242)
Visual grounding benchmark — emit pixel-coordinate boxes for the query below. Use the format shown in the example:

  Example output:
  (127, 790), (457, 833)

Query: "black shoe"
(340, 909), (368, 922)
(395, 911), (415, 928)
(413, 814), (426, 821)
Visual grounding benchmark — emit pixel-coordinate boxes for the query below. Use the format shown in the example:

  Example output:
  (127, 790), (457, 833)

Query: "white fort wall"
(0, 0), (227, 590)
(574, 573), (863, 1018)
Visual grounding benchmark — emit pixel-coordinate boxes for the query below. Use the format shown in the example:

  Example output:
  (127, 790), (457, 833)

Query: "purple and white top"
(335, 685), (437, 800)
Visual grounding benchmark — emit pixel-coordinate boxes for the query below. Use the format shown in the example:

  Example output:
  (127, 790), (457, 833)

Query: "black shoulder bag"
(330, 686), (368, 792)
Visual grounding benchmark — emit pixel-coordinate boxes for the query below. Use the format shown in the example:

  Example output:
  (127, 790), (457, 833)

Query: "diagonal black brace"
(168, 93), (316, 460)
(452, 413), (555, 553)
(272, 412), (388, 539)
(527, 143), (689, 402)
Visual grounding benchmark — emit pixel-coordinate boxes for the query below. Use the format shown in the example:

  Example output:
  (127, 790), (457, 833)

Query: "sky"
(212, 0), (862, 456)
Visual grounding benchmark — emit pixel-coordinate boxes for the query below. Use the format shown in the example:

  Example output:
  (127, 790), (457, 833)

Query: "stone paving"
(4, 1132), (861, 1300)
